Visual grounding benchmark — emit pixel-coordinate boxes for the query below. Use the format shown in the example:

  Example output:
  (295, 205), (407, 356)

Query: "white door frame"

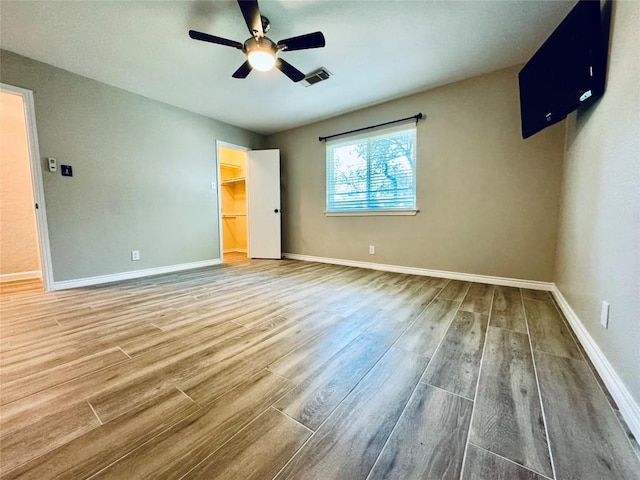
(215, 140), (250, 261)
(1, 83), (54, 291)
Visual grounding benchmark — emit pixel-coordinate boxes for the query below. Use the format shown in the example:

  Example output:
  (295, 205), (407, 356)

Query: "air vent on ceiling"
(300, 68), (332, 87)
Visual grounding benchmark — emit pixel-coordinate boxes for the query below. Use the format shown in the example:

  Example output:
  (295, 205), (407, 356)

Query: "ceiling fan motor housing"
(244, 36), (277, 56)
(260, 15), (271, 34)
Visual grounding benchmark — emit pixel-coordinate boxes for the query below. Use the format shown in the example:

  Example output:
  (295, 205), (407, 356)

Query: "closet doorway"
(0, 83), (53, 292)
(217, 142), (249, 263)
(216, 141), (282, 263)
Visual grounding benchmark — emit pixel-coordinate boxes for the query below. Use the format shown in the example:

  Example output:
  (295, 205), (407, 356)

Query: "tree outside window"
(326, 127), (416, 212)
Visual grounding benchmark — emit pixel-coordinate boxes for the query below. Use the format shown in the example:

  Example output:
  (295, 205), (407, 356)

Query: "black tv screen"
(519, 0), (609, 139)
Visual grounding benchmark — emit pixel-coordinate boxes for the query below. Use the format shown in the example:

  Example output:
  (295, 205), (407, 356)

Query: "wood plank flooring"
(469, 327), (551, 476)
(0, 259), (638, 479)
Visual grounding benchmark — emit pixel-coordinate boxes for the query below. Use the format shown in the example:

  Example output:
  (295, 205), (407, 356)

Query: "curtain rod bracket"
(319, 113), (424, 142)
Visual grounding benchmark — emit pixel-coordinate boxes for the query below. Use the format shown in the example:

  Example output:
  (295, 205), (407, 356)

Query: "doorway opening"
(0, 84), (53, 293)
(217, 142), (249, 264)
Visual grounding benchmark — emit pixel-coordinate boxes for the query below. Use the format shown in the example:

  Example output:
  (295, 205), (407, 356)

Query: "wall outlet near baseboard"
(131, 250), (140, 261)
(600, 301), (610, 328)
(369, 245), (375, 255)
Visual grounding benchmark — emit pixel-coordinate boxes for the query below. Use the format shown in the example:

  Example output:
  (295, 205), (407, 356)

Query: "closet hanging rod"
(318, 113), (424, 142)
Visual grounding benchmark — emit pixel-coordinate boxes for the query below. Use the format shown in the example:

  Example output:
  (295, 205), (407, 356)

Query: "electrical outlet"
(369, 245), (375, 255)
(600, 301), (610, 329)
(131, 250), (140, 261)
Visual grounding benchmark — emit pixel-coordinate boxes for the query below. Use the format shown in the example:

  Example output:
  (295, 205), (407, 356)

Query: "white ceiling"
(0, 0), (575, 135)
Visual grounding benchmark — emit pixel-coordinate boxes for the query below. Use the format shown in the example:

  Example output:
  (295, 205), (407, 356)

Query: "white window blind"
(326, 123), (417, 213)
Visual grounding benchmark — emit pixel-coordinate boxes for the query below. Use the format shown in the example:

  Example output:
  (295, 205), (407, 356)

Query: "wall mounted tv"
(519, 0), (610, 139)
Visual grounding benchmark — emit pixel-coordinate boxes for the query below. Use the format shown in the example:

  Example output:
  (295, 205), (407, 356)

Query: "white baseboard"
(52, 259), (222, 290)
(282, 253), (553, 290)
(0, 271), (42, 283)
(551, 286), (640, 442)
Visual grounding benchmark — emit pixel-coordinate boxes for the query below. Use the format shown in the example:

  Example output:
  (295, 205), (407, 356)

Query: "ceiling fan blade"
(277, 31), (325, 51)
(232, 60), (253, 79)
(188, 30), (243, 50)
(276, 58), (305, 82)
(237, 0), (263, 38)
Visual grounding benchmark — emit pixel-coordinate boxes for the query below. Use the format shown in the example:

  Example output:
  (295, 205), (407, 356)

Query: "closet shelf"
(222, 177), (246, 185)
(220, 162), (242, 169)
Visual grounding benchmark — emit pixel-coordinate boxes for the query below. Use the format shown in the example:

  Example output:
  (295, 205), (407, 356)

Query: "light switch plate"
(600, 301), (610, 329)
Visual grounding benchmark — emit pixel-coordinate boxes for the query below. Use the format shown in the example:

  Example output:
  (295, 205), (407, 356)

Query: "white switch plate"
(369, 245), (375, 255)
(600, 301), (610, 329)
(47, 157), (57, 172)
(131, 250), (140, 261)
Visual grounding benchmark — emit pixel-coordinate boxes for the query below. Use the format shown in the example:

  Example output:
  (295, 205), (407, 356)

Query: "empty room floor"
(0, 260), (638, 479)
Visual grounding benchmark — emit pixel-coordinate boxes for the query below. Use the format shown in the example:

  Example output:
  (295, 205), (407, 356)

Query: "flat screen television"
(519, 0), (610, 139)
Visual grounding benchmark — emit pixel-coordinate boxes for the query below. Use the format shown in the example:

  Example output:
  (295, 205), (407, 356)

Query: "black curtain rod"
(319, 113), (424, 142)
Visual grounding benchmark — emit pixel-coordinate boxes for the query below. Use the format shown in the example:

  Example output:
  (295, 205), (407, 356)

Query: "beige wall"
(0, 50), (264, 282)
(555, 0), (640, 404)
(0, 90), (41, 278)
(268, 66), (566, 281)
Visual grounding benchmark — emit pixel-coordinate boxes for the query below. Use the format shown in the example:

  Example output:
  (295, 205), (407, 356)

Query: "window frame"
(324, 123), (418, 216)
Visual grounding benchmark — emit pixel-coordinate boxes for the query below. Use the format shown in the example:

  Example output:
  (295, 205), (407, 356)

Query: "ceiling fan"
(188, 0), (325, 82)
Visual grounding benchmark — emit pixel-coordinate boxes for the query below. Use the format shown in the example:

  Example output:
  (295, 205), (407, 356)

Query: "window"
(325, 124), (417, 215)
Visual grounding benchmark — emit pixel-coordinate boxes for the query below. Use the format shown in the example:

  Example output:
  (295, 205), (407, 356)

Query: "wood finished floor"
(1, 259), (638, 480)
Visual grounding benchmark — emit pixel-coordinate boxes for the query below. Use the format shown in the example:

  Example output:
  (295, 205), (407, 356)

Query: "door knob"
(274, 208), (279, 213)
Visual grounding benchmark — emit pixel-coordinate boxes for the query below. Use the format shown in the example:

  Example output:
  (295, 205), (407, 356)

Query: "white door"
(247, 149), (281, 259)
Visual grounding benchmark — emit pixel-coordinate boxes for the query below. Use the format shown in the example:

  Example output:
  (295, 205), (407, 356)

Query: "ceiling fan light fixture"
(247, 49), (276, 71)
(188, 0), (325, 81)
